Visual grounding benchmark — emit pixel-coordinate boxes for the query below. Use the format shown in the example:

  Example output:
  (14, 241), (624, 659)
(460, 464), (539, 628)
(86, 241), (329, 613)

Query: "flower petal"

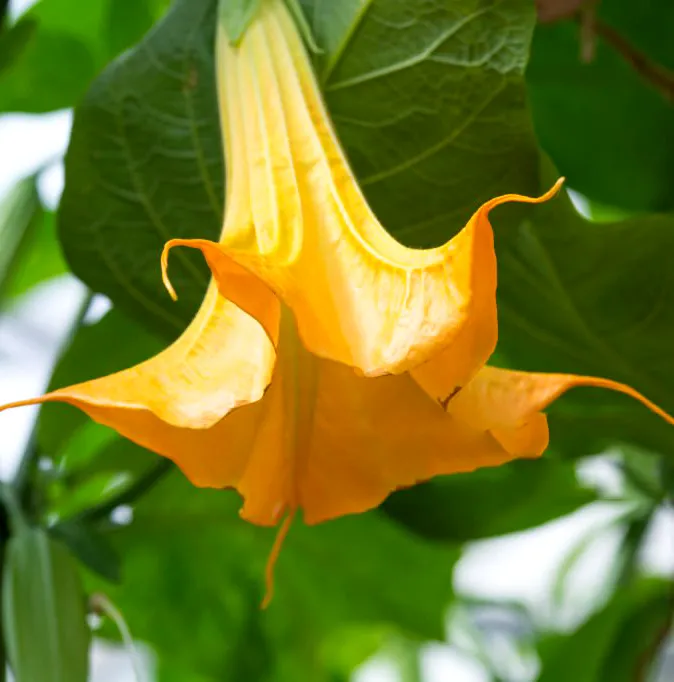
(446, 365), (674, 455)
(0, 282), (280, 495)
(213, 1), (563, 378)
(297, 361), (534, 525)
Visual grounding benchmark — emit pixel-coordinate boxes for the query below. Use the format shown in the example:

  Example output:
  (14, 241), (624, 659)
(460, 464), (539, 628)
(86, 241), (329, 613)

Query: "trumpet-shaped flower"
(3, 0), (673, 602)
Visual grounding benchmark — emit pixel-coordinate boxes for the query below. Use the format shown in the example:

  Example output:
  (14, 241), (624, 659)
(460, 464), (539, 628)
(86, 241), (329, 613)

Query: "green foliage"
(499, 171), (674, 398)
(58, 0), (223, 335)
(0, 177), (67, 299)
(4, 211), (68, 298)
(0, 177), (40, 297)
(2, 527), (90, 682)
(528, 0), (674, 212)
(97, 474), (457, 681)
(0, 17), (36, 74)
(50, 520), (121, 583)
(0, 0), (167, 113)
(537, 579), (673, 682)
(495, 172), (674, 458)
(318, 0), (539, 244)
(38, 308), (162, 458)
(0, 14), (94, 112)
(383, 458), (595, 542)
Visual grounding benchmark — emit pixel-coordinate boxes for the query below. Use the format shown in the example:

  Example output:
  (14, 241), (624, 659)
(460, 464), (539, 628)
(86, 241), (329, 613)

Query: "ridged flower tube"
(2, 0), (673, 603)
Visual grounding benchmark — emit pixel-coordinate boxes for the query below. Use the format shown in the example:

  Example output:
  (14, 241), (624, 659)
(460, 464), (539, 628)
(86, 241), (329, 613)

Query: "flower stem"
(90, 593), (145, 682)
(593, 19), (674, 101)
(538, 2), (674, 101)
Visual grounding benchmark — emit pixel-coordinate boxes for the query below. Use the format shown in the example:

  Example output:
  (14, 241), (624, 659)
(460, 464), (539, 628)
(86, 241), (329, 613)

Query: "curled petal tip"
(0, 397), (45, 414)
(539, 177), (565, 202)
(160, 241), (179, 301)
(261, 509), (296, 609)
(260, 590), (273, 611)
(0, 393), (52, 412)
(480, 176), (567, 215)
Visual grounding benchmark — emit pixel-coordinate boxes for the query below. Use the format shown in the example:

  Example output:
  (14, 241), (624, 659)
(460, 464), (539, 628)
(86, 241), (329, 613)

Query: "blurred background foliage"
(0, 0), (674, 680)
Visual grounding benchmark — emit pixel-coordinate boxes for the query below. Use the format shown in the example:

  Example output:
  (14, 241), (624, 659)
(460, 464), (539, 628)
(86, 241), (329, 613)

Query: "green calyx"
(218, 0), (320, 52)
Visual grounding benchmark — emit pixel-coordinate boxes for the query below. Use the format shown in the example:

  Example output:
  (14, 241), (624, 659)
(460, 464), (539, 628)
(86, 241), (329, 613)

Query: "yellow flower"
(2, 0), (672, 603)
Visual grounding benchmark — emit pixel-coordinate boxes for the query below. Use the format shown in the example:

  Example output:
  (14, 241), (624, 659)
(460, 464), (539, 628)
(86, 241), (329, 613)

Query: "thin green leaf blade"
(3, 527), (90, 682)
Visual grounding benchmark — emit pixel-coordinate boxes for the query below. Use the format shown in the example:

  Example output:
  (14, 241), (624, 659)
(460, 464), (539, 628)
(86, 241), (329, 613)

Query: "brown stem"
(594, 19), (674, 102)
(578, 4), (598, 62)
(538, 0), (674, 102)
(536, 0), (585, 24)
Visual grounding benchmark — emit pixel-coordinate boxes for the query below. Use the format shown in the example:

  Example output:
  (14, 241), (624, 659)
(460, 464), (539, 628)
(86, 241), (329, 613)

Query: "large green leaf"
(0, 14), (94, 111)
(494, 167), (674, 458)
(96, 473), (457, 681)
(383, 458), (595, 542)
(528, 0), (674, 212)
(0, 0), (167, 112)
(58, 0), (539, 338)
(315, 0), (539, 243)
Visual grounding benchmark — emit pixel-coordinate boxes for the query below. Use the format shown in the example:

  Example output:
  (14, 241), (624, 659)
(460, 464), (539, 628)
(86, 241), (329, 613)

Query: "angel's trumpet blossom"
(3, 0), (672, 605)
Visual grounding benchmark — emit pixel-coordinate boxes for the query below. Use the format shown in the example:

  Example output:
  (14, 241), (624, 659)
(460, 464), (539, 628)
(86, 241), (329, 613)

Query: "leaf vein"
(359, 82), (505, 187)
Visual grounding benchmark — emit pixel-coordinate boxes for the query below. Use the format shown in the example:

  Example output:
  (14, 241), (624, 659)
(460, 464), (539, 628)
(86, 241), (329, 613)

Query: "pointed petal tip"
(479, 177), (566, 215)
(572, 376), (674, 427)
(546, 176), (565, 198)
(261, 509), (296, 609)
(0, 396), (47, 414)
(160, 240), (180, 301)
